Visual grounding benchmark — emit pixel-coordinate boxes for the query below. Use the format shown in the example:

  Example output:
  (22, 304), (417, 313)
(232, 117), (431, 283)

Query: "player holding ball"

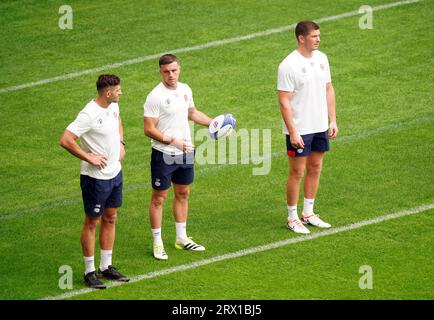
(143, 54), (235, 260)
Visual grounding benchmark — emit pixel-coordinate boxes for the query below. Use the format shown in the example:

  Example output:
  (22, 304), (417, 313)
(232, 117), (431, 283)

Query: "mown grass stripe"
(0, 0), (422, 94)
(40, 203), (434, 300)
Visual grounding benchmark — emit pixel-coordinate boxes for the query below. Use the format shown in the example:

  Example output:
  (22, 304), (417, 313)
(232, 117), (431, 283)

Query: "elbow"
(144, 127), (154, 138)
(144, 127), (150, 137)
(59, 136), (67, 148)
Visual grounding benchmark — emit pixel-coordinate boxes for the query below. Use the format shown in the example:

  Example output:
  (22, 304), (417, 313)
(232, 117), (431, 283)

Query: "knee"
(307, 162), (322, 176)
(175, 188), (190, 200)
(84, 216), (100, 231)
(102, 212), (117, 225)
(290, 167), (305, 181)
(151, 193), (167, 208)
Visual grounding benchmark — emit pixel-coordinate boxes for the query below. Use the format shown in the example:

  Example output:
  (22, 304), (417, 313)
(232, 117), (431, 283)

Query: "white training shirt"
(66, 100), (121, 180)
(277, 49), (331, 135)
(143, 82), (194, 155)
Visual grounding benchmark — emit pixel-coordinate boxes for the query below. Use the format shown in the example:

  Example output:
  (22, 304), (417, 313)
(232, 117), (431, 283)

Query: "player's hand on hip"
(88, 153), (108, 169)
(290, 132), (305, 149)
(329, 121), (339, 139)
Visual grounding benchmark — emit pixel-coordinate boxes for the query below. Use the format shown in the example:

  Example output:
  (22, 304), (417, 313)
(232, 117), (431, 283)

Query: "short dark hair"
(159, 54), (180, 67)
(295, 21), (320, 41)
(96, 74), (120, 92)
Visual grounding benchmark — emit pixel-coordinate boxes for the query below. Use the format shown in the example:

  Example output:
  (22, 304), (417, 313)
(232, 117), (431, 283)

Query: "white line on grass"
(0, 0), (422, 94)
(2, 114), (434, 221)
(41, 203), (434, 300)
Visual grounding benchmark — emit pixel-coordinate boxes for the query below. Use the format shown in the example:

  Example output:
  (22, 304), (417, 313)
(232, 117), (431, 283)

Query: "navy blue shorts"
(80, 171), (123, 217)
(151, 149), (194, 190)
(286, 130), (329, 157)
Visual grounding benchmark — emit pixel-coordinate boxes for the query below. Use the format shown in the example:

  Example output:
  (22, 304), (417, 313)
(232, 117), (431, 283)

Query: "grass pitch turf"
(0, 0), (433, 300)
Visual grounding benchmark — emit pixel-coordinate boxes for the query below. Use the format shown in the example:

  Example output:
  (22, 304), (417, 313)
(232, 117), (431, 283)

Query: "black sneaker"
(84, 271), (106, 289)
(98, 265), (130, 282)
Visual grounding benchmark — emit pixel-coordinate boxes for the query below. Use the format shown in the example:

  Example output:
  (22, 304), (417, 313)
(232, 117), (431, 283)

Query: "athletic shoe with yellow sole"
(175, 237), (205, 251)
(153, 242), (169, 260)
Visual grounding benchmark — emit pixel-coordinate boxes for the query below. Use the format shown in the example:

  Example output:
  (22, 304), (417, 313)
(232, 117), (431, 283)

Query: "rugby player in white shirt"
(278, 21), (339, 234)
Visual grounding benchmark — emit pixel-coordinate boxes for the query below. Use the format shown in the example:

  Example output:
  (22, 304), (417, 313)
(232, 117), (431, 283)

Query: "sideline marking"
(41, 203), (434, 300)
(0, 0), (421, 94)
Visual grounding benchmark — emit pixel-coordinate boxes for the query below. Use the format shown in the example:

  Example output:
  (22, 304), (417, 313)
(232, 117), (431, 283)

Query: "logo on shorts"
(94, 204), (102, 213)
(297, 148), (304, 154)
(155, 179), (161, 187)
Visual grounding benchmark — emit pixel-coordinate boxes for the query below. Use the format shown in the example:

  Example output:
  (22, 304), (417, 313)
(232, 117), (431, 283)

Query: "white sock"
(287, 205), (298, 221)
(303, 198), (315, 217)
(99, 249), (112, 271)
(175, 222), (187, 242)
(84, 256), (95, 275)
(152, 228), (163, 244)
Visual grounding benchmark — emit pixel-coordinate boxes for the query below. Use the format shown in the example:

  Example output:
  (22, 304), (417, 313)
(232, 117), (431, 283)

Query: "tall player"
(278, 21), (339, 234)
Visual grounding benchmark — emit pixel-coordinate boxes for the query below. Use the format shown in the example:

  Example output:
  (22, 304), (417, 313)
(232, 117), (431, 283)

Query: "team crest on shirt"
(165, 98), (171, 105)
(184, 94), (188, 103)
(320, 64), (324, 71)
(113, 112), (118, 119)
(97, 118), (103, 125)
(301, 67), (306, 73)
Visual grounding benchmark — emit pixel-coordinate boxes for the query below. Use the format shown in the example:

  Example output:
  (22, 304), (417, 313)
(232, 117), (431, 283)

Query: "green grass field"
(0, 0), (433, 300)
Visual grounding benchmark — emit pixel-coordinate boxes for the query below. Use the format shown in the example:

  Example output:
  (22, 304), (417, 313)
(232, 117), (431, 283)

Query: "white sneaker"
(287, 219), (310, 234)
(153, 243), (168, 260)
(301, 213), (331, 228)
(175, 237), (205, 251)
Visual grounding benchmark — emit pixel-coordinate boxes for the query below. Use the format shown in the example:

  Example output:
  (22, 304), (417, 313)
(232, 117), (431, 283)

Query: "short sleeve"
(66, 112), (92, 137)
(277, 63), (295, 92)
(144, 93), (160, 118)
(324, 55), (332, 83)
(187, 85), (195, 108)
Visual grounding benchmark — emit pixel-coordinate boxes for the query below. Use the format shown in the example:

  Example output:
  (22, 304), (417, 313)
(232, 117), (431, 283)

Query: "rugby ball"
(208, 114), (236, 139)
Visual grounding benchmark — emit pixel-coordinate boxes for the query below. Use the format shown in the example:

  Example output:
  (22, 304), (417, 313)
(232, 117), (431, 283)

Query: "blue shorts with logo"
(151, 148), (194, 190)
(286, 130), (329, 157)
(80, 170), (123, 217)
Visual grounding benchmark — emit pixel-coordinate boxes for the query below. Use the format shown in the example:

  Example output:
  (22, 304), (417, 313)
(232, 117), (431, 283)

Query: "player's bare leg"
(173, 183), (205, 251)
(97, 208), (129, 281)
(149, 189), (168, 229)
(302, 151), (331, 228)
(100, 208), (117, 251)
(173, 183), (189, 223)
(81, 215), (101, 257)
(286, 156), (310, 234)
(150, 188), (169, 259)
(304, 151), (324, 199)
(287, 156), (307, 206)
